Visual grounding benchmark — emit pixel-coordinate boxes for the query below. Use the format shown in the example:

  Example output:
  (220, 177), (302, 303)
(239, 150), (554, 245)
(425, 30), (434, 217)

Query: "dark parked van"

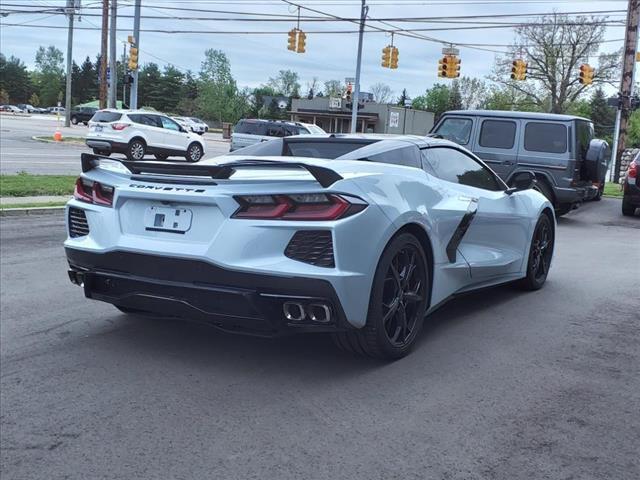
(431, 110), (610, 215)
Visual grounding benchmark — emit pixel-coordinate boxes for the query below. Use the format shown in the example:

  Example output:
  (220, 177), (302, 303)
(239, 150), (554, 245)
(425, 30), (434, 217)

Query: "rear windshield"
(284, 140), (378, 159)
(91, 111), (122, 123)
(234, 121), (268, 135)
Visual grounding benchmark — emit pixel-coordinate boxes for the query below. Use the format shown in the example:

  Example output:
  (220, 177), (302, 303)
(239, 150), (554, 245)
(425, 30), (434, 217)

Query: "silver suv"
(230, 119), (325, 152)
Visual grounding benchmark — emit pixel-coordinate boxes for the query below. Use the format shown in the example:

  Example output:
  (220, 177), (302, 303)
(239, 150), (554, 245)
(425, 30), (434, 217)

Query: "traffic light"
(390, 47), (399, 69)
(287, 28), (297, 51)
(579, 64), (594, 85)
(438, 55), (460, 78)
(128, 47), (138, 71)
(510, 59), (527, 81)
(381, 46), (391, 68)
(296, 30), (306, 53)
(344, 83), (352, 103)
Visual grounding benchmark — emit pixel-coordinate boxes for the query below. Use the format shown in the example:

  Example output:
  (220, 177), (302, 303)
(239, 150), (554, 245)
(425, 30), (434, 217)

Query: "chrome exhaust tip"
(308, 303), (331, 323)
(283, 302), (306, 322)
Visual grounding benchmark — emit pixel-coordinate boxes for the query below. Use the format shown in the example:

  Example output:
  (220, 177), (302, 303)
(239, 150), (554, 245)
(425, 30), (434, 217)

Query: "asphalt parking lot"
(1, 198), (638, 480)
(0, 114), (231, 175)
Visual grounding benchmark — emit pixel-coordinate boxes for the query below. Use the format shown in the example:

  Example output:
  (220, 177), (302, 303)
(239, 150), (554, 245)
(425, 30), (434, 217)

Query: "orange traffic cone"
(53, 130), (63, 141)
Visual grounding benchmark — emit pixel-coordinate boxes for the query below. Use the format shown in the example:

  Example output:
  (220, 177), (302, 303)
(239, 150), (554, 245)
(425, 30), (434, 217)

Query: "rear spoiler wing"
(81, 153), (344, 188)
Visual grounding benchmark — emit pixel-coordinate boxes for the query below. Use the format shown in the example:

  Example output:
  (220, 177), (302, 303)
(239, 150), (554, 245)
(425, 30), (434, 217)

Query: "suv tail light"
(111, 123), (129, 130)
(628, 160), (637, 179)
(232, 194), (366, 221)
(74, 177), (115, 207)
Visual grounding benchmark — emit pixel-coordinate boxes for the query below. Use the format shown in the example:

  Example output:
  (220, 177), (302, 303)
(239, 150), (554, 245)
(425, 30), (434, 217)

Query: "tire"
(622, 199), (636, 216)
(71, 116), (78, 125)
(518, 213), (554, 291)
(332, 233), (430, 360)
(154, 153), (169, 160)
(185, 142), (203, 162)
(533, 179), (554, 204)
(127, 139), (146, 161)
(92, 148), (111, 156)
(555, 203), (572, 217)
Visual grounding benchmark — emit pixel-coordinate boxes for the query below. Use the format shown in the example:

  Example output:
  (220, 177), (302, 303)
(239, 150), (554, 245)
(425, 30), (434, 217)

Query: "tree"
(628, 110), (640, 148)
(267, 69), (300, 97)
(158, 65), (185, 112)
(0, 89), (10, 104)
(370, 82), (393, 104)
(0, 54), (34, 103)
(589, 87), (616, 140)
(196, 49), (247, 123)
(490, 13), (620, 113)
(34, 45), (64, 106)
(323, 79), (342, 97)
(305, 77), (319, 99)
(396, 88), (408, 106)
(138, 62), (163, 109)
(250, 85), (277, 117)
(448, 82), (462, 110)
(481, 85), (542, 111)
(28, 93), (40, 107)
(75, 56), (98, 104)
(455, 77), (488, 110)
(412, 84), (451, 121)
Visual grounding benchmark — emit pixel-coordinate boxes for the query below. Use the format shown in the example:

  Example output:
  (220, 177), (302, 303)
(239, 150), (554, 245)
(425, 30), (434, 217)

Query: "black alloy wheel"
(519, 213), (554, 290)
(332, 233), (429, 359)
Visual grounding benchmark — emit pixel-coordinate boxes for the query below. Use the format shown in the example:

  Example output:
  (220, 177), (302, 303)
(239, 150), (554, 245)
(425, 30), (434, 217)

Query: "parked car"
(1, 105), (23, 113)
(622, 150), (639, 216)
(230, 119), (326, 151)
(48, 106), (66, 114)
(65, 134), (554, 359)
(173, 116), (206, 135)
(71, 106), (98, 125)
(188, 117), (208, 133)
(16, 103), (39, 113)
(86, 109), (206, 162)
(431, 110), (610, 215)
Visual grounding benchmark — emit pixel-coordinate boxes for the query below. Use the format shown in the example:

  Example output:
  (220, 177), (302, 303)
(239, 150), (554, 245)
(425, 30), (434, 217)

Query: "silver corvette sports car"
(65, 135), (555, 359)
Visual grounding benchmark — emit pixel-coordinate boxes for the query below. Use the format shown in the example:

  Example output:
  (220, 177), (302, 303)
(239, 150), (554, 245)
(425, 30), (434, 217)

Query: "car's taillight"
(628, 160), (637, 179)
(73, 177), (114, 207)
(232, 193), (365, 221)
(111, 123), (129, 130)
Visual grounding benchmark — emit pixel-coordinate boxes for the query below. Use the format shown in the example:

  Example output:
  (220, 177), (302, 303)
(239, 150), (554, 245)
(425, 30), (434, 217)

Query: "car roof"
(443, 109), (590, 122)
(238, 118), (301, 126)
(285, 133), (459, 149)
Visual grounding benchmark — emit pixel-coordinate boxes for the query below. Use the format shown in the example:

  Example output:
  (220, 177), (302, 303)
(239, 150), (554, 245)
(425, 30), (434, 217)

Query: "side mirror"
(506, 171), (535, 194)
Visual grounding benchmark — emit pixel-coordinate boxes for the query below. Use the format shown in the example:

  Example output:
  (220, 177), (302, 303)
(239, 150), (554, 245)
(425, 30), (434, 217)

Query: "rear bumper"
(65, 248), (351, 336)
(86, 139), (129, 153)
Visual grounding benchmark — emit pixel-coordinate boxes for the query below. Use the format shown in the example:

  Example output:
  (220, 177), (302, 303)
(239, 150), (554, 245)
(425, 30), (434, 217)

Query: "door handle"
(503, 160), (514, 166)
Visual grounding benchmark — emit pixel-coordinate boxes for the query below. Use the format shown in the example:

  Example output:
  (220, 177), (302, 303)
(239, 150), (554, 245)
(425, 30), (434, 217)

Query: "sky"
(0, 0), (630, 99)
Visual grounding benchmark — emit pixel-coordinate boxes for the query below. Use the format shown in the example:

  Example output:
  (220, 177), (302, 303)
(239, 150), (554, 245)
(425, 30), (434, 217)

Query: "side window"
(267, 125), (285, 137)
(368, 145), (421, 168)
(160, 116), (180, 131)
(524, 122), (568, 154)
(423, 147), (503, 191)
(479, 120), (516, 149)
(141, 115), (162, 128)
(434, 117), (473, 145)
(285, 126), (303, 136)
(575, 120), (593, 161)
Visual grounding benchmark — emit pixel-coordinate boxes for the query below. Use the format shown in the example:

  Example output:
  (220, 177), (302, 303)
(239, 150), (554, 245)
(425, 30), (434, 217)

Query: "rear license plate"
(94, 125), (103, 132)
(144, 206), (192, 233)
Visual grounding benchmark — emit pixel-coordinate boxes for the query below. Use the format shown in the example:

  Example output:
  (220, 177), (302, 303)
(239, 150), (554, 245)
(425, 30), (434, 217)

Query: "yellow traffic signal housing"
(296, 30), (306, 53)
(287, 28), (297, 51)
(438, 57), (446, 78)
(579, 63), (594, 85)
(510, 59), (527, 81)
(451, 56), (461, 78)
(381, 46), (391, 68)
(128, 47), (138, 71)
(345, 83), (352, 103)
(438, 55), (459, 78)
(390, 47), (399, 69)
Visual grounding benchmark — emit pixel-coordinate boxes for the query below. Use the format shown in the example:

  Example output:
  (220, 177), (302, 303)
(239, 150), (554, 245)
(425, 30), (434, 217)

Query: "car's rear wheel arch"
(389, 223), (434, 310)
(129, 136), (146, 147)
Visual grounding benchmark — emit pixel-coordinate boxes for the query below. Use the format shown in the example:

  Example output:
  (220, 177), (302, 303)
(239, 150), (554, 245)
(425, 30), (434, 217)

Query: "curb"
(31, 135), (86, 145)
(0, 206), (65, 217)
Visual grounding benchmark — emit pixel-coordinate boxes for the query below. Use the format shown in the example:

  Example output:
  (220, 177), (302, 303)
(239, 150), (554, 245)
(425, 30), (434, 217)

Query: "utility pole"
(108, 0), (117, 108)
(64, 0), (76, 127)
(350, 0), (367, 133)
(99, 0), (108, 109)
(122, 41), (127, 107)
(612, 0), (639, 183)
(129, 0), (141, 109)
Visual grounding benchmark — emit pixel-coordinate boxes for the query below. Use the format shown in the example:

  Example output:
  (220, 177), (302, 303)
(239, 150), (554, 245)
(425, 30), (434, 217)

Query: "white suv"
(86, 109), (206, 162)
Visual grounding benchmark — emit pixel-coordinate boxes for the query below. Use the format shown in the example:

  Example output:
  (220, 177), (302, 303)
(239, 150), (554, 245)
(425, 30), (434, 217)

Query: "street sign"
(389, 111), (400, 128)
(329, 97), (342, 109)
(442, 46), (460, 56)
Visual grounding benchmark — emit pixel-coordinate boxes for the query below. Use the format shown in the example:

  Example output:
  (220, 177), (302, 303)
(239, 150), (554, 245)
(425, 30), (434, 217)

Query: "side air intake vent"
(68, 207), (90, 238)
(285, 230), (334, 268)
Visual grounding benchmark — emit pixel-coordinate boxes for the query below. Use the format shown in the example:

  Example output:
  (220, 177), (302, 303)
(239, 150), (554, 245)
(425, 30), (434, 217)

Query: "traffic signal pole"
(612, 0), (639, 183)
(350, 0), (367, 133)
(129, 0), (141, 110)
